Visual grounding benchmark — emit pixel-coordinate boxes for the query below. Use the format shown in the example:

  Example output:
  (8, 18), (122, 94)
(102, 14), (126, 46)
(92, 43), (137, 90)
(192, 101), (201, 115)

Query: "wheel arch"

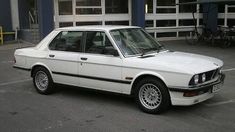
(130, 72), (168, 96)
(31, 63), (52, 78)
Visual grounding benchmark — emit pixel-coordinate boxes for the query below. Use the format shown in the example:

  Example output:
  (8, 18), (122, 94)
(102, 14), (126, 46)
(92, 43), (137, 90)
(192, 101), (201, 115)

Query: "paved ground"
(0, 41), (235, 132)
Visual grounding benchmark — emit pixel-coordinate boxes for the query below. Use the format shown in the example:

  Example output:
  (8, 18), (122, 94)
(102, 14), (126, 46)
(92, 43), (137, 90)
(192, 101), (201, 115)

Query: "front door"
(78, 31), (127, 93)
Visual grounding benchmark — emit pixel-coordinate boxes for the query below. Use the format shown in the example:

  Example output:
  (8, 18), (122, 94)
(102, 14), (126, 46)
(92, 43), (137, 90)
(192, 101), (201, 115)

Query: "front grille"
(204, 68), (220, 82)
(205, 70), (215, 81)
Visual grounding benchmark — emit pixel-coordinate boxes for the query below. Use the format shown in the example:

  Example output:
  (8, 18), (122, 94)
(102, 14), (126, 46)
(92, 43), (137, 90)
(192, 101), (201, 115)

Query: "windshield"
(110, 28), (163, 57)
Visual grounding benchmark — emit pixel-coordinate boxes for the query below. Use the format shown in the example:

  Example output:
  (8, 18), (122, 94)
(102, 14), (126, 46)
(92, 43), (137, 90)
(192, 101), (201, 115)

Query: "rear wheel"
(33, 67), (55, 94)
(135, 77), (170, 114)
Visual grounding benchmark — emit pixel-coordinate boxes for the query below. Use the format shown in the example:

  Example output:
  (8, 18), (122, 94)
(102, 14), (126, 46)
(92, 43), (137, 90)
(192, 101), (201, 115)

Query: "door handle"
(81, 57), (88, 61)
(49, 54), (55, 58)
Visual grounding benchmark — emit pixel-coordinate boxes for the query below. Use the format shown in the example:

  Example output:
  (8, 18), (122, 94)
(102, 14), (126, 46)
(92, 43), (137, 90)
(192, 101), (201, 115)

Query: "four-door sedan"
(14, 26), (225, 114)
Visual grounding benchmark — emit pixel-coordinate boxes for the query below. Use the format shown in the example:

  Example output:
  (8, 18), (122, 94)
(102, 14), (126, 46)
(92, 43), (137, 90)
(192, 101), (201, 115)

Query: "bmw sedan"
(14, 26), (225, 114)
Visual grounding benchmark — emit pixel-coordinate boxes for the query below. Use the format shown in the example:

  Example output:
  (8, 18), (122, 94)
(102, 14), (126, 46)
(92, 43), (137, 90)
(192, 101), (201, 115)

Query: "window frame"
(58, 0), (73, 15)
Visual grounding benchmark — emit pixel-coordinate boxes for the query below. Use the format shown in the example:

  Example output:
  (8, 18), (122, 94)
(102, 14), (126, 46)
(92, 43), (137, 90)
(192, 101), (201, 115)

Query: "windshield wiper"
(141, 45), (164, 56)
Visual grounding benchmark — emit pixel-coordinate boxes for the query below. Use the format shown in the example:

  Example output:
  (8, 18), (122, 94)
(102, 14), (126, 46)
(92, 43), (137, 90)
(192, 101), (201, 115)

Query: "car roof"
(55, 25), (140, 32)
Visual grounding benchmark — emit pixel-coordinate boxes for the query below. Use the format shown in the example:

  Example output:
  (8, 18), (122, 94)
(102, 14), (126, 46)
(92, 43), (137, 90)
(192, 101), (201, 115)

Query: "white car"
(14, 26), (225, 114)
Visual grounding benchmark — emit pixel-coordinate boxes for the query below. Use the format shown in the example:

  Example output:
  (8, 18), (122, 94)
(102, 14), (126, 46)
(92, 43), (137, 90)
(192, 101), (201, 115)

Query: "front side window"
(110, 28), (162, 57)
(85, 31), (117, 56)
(49, 31), (83, 52)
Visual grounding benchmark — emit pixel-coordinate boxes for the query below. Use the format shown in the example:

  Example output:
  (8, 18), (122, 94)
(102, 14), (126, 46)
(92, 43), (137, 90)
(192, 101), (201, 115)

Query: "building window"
(178, 31), (190, 37)
(179, 0), (196, 13)
(227, 19), (235, 27)
(228, 6), (235, 13)
(156, 20), (176, 27)
(59, 22), (73, 27)
(105, 0), (128, 14)
(218, 4), (225, 13)
(145, 0), (153, 13)
(145, 20), (154, 27)
(156, 0), (176, 13)
(149, 32), (155, 37)
(218, 19), (224, 26)
(157, 32), (176, 38)
(55, 0), (131, 29)
(76, 0), (101, 6)
(58, 0), (72, 15)
(199, 5), (203, 13)
(199, 19), (203, 25)
(156, 8), (175, 13)
(157, 0), (175, 6)
(179, 19), (195, 26)
(76, 21), (102, 26)
(76, 0), (102, 15)
(105, 21), (129, 25)
(76, 8), (102, 14)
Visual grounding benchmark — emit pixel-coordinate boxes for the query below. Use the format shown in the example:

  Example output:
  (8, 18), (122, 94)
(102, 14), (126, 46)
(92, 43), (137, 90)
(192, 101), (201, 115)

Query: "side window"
(85, 31), (117, 56)
(49, 31), (83, 52)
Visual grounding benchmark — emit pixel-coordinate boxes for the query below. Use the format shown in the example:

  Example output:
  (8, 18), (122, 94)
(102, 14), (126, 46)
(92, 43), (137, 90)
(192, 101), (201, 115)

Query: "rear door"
(46, 31), (83, 86)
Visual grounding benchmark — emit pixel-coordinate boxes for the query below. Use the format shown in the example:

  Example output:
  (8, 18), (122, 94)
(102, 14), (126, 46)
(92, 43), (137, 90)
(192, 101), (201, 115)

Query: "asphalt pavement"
(0, 41), (235, 132)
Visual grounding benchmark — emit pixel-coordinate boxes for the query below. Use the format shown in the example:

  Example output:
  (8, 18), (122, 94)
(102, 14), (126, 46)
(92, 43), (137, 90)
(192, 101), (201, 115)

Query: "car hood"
(124, 51), (223, 74)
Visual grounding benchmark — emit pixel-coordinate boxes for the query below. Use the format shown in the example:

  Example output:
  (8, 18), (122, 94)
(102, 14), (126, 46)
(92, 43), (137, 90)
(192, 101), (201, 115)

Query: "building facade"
(1, 0), (235, 43)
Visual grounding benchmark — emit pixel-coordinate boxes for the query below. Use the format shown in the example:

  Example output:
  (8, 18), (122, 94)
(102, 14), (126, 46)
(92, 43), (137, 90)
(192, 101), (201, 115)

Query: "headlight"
(189, 73), (207, 86)
(202, 73), (206, 82)
(194, 74), (199, 84)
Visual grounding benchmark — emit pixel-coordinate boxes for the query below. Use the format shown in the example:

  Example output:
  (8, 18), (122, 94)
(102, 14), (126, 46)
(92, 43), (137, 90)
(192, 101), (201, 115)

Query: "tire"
(32, 67), (55, 94)
(135, 77), (170, 114)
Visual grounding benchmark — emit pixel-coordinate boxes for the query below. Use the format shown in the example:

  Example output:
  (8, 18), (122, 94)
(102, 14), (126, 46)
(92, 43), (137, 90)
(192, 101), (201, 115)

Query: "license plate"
(212, 84), (221, 93)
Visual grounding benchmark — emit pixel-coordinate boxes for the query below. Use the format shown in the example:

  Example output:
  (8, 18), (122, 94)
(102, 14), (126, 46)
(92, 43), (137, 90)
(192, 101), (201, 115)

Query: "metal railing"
(0, 26), (18, 44)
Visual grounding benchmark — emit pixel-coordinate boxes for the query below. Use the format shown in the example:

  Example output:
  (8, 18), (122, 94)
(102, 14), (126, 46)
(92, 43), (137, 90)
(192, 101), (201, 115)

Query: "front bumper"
(169, 73), (225, 106)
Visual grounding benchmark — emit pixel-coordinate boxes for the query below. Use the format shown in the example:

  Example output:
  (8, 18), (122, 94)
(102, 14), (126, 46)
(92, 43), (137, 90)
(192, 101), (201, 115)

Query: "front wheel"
(33, 67), (55, 94)
(135, 77), (170, 114)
